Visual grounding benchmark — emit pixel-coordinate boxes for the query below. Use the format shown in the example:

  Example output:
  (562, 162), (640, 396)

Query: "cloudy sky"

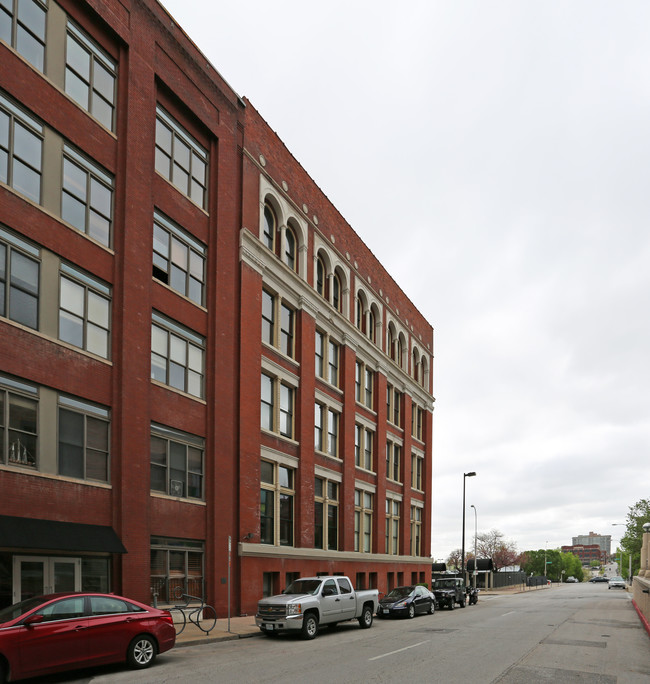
(160, 0), (650, 560)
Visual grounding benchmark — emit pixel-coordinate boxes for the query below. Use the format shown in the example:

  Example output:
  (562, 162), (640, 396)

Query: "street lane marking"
(369, 640), (431, 661)
(501, 611), (516, 617)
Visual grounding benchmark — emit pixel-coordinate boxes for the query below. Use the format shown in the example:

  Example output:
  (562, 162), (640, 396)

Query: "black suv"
(431, 577), (466, 609)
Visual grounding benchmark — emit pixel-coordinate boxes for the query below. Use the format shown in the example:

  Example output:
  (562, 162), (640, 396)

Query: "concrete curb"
(632, 599), (650, 640)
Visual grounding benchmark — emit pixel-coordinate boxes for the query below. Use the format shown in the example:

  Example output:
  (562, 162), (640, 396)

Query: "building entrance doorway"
(12, 556), (81, 603)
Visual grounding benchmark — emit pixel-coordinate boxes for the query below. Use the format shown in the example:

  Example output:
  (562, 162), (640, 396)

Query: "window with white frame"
(411, 403), (423, 441)
(58, 395), (109, 482)
(61, 144), (113, 246)
(260, 460), (294, 546)
(0, 226), (39, 330)
(355, 360), (374, 409)
(150, 536), (204, 603)
(387, 384), (401, 427)
(385, 499), (400, 555)
(150, 423), (204, 500)
(262, 289), (295, 359)
(386, 439), (401, 483)
(354, 424), (374, 471)
(151, 312), (204, 398)
(284, 224), (297, 271)
(65, 21), (117, 130)
(153, 211), (206, 305)
(0, 0), (47, 71)
(411, 451), (424, 491)
(0, 92), (43, 203)
(0, 374), (37, 469)
(411, 505), (423, 556)
(314, 402), (339, 458)
(354, 489), (373, 553)
(59, 263), (110, 358)
(315, 476), (338, 551)
(261, 373), (294, 439)
(262, 203), (276, 251)
(315, 330), (339, 387)
(155, 106), (208, 209)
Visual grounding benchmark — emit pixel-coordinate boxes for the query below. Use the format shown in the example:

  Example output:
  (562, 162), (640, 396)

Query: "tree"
(475, 529), (519, 571)
(620, 498), (650, 577)
(446, 548), (462, 572)
(521, 548), (584, 582)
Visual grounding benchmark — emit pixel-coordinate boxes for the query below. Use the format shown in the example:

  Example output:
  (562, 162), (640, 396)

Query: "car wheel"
(407, 604), (415, 619)
(301, 613), (319, 640)
(428, 600), (435, 615)
(359, 605), (374, 629)
(448, 600), (454, 610)
(127, 634), (157, 669)
(459, 598), (466, 608)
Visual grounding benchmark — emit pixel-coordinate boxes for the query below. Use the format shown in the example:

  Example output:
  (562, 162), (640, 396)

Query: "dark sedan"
(0, 592), (175, 682)
(589, 576), (609, 583)
(377, 585), (435, 619)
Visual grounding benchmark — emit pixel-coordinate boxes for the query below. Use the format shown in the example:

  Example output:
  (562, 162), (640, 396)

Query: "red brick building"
(0, 0), (434, 617)
(561, 545), (607, 566)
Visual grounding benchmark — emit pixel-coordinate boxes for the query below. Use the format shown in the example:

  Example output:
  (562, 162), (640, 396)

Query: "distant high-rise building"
(572, 532), (612, 556)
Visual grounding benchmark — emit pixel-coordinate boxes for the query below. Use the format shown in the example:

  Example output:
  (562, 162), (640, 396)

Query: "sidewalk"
(174, 614), (261, 648)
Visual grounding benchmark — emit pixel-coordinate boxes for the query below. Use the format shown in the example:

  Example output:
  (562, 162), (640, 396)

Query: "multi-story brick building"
(0, 0), (434, 616)
(561, 544), (607, 566)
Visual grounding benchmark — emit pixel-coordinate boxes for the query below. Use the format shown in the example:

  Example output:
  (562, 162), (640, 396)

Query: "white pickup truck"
(255, 575), (379, 639)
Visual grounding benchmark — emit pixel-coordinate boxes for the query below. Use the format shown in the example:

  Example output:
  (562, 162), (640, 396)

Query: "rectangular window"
(354, 489), (373, 553)
(354, 424), (374, 471)
(61, 144), (113, 246)
(150, 536), (204, 603)
(327, 408), (339, 458)
(315, 330), (340, 387)
(0, 0), (47, 71)
(386, 440), (401, 483)
(411, 506), (422, 556)
(151, 312), (204, 398)
(260, 460), (294, 546)
(315, 476), (338, 551)
(65, 21), (117, 130)
(0, 92), (43, 203)
(385, 499), (400, 555)
(0, 226), (39, 329)
(387, 384), (401, 426)
(0, 374), (38, 468)
(261, 373), (295, 439)
(355, 361), (362, 402)
(155, 106), (208, 209)
(364, 368), (374, 408)
(59, 263), (110, 358)
(153, 211), (206, 305)
(150, 423), (204, 500)
(58, 395), (109, 482)
(315, 331), (324, 378)
(411, 452), (424, 490)
(411, 404), (423, 441)
(314, 402), (323, 451)
(262, 289), (295, 359)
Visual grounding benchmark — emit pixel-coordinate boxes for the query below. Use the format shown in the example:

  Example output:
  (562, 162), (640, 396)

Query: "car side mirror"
(23, 614), (45, 627)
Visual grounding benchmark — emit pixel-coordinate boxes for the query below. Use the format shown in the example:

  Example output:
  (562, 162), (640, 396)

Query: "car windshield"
(283, 579), (322, 596)
(385, 586), (414, 599)
(0, 596), (47, 624)
(434, 580), (455, 588)
(610, 577), (624, 582)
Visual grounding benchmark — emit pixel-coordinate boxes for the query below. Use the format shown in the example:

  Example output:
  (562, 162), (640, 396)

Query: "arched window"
(387, 327), (394, 359)
(332, 273), (341, 312)
(356, 294), (364, 332)
(368, 309), (375, 343)
(285, 226), (296, 271)
(397, 337), (403, 368)
(316, 256), (325, 296)
(413, 349), (419, 380)
(263, 204), (276, 250)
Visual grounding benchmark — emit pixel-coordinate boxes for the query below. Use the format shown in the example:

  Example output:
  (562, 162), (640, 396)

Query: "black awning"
(0, 516), (126, 554)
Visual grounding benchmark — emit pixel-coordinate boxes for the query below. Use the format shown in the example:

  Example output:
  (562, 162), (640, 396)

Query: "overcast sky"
(160, 0), (650, 561)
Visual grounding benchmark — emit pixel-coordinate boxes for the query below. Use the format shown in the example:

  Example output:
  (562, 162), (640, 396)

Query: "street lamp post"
(612, 523), (632, 583)
(470, 504), (478, 590)
(461, 472), (476, 584)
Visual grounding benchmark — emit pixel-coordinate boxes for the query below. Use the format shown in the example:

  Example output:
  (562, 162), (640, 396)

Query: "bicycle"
(170, 588), (217, 636)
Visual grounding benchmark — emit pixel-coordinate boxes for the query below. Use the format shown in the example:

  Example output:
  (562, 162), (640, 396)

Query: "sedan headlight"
(287, 603), (302, 615)
(393, 599), (408, 608)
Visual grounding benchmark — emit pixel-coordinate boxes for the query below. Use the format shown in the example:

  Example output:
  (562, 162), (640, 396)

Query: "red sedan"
(0, 592), (175, 682)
